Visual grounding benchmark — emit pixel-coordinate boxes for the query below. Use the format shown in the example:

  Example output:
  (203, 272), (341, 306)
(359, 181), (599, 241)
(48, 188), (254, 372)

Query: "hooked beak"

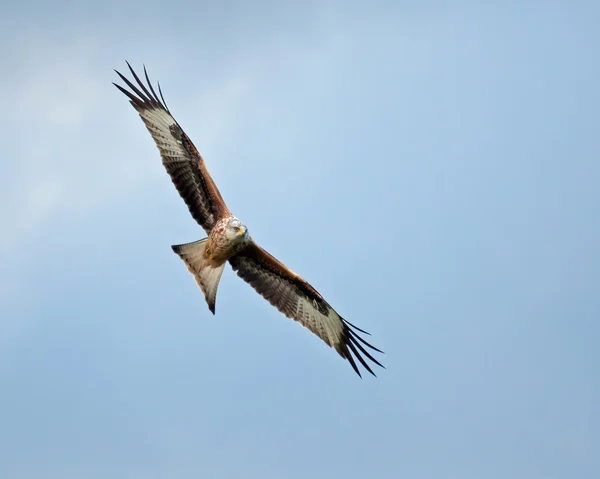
(236, 228), (245, 236)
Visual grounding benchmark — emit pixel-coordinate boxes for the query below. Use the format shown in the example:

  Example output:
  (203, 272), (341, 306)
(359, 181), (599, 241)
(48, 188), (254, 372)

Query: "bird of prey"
(113, 63), (384, 377)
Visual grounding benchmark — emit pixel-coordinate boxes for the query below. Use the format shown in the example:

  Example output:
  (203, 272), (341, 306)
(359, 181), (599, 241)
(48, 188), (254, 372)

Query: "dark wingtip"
(348, 328), (385, 354)
(114, 61), (171, 113)
(343, 319), (372, 335)
(347, 341), (377, 377)
(345, 351), (363, 378)
(126, 60), (134, 73)
(339, 319), (384, 377)
(157, 81), (170, 113)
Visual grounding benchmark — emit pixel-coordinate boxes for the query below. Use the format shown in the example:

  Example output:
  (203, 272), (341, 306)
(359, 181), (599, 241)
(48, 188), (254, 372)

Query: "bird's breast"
(205, 229), (247, 263)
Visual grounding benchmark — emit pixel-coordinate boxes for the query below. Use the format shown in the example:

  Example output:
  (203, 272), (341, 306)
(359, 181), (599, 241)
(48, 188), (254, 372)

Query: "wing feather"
(229, 242), (384, 377)
(114, 63), (229, 233)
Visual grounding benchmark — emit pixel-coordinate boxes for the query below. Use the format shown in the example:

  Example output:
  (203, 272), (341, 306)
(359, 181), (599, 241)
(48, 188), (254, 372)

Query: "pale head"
(224, 216), (249, 243)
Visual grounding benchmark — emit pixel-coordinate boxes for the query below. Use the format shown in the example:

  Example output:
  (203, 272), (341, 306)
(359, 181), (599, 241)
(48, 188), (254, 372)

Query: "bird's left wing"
(114, 63), (229, 233)
(229, 242), (384, 377)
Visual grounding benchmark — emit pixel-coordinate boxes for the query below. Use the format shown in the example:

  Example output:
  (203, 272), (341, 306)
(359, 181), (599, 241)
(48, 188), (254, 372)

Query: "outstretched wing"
(229, 242), (384, 377)
(114, 63), (229, 233)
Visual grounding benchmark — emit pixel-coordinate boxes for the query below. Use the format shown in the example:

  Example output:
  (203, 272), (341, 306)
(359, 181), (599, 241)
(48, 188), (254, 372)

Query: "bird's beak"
(236, 229), (245, 236)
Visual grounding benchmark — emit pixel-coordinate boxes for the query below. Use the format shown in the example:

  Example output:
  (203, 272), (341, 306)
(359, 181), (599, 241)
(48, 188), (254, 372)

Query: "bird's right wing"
(229, 241), (384, 377)
(114, 63), (229, 233)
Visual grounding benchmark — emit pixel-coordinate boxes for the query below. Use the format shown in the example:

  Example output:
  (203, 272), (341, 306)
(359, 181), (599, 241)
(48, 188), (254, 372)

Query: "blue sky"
(1, 1), (599, 477)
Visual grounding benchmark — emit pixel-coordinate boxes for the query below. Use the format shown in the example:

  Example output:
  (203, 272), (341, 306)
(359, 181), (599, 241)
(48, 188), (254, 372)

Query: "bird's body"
(114, 63), (384, 377)
(205, 216), (250, 264)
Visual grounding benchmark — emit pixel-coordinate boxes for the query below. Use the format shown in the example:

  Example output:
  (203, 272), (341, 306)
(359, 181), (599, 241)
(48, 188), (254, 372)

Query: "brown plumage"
(114, 63), (384, 377)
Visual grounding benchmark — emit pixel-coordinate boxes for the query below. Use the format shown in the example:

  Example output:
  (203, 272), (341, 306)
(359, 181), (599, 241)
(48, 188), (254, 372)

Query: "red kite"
(114, 64), (384, 377)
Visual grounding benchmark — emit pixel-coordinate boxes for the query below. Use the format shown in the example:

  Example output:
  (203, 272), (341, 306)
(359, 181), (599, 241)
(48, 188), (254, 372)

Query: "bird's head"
(225, 216), (249, 242)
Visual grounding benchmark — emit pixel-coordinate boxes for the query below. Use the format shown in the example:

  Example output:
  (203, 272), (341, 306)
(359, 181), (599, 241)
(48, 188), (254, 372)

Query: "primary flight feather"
(114, 63), (384, 377)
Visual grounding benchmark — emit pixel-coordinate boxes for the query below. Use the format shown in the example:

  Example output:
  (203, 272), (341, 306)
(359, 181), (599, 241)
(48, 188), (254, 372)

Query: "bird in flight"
(113, 63), (384, 377)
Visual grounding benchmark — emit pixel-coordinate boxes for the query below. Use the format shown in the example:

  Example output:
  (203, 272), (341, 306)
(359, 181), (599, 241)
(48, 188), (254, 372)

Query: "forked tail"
(171, 239), (225, 314)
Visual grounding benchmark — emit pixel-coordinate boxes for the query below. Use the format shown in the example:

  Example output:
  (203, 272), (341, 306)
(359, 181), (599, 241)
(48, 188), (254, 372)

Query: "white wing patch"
(137, 109), (185, 161)
(295, 295), (344, 348)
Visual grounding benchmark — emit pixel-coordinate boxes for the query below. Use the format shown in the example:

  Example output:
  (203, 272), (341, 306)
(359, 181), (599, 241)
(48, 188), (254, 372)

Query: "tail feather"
(172, 239), (225, 314)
